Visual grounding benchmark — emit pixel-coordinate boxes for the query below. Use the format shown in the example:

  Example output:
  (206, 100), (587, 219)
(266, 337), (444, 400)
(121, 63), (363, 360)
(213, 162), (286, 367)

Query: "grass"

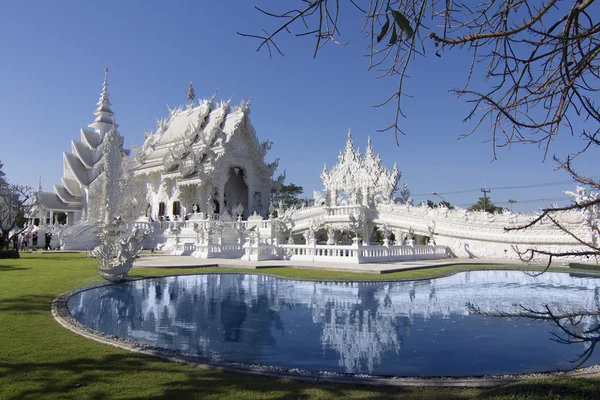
(1, 253), (600, 399)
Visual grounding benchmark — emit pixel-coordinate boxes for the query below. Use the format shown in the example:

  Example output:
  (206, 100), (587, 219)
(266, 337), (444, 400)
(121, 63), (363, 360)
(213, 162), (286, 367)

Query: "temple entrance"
(224, 166), (248, 217)
(54, 212), (67, 225)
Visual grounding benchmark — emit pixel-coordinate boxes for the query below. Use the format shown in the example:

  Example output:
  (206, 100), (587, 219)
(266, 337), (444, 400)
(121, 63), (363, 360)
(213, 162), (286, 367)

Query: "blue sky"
(0, 1), (596, 212)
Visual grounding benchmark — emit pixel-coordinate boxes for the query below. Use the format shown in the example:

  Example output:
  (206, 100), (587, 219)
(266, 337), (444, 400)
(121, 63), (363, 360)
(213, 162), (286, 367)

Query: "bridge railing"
(279, 243), (449, 263)
(326, 205), (367, 217)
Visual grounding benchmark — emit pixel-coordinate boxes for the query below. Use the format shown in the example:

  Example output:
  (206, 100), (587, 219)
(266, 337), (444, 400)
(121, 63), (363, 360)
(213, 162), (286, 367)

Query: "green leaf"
(377, 17), (390, 43)
(391, 9), (414, 40)
(389, 25), (398, 45)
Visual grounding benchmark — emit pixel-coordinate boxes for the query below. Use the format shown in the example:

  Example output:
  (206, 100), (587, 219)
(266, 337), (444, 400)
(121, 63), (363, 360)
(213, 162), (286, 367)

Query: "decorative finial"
(99, 66), (111, 106)
(37, 175), (42, 192)
(187, 81), (196, 108)
(348, 129), (352, 139)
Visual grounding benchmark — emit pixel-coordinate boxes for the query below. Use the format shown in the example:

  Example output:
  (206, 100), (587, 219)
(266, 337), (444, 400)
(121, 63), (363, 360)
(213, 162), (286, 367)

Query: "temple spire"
(99, 66), (111, 108)
(89, 67), (116, 137)
(37, 176), (42, 192)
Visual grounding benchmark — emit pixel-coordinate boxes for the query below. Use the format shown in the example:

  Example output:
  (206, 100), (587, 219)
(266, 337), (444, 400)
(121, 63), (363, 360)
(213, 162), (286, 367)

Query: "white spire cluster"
(321, 131), (401, 207)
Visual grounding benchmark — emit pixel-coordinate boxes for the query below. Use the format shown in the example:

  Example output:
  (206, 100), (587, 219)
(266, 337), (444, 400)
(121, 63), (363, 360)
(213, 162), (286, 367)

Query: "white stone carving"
(94, 127), (147, 281)
(320, 131), (401, 207)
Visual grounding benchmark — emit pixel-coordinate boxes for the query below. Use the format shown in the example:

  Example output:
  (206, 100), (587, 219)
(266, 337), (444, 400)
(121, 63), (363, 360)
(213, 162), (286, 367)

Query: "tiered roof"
(36, 68), (120, 217)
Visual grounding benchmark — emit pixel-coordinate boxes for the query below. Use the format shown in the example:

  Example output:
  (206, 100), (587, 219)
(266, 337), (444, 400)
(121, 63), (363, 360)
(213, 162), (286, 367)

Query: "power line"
(413, 188), (479, 197)
(489, 180), (577, 190)
(413, 176), (599, 197)
(501, 197), (572, 205)
(456, 196), (572, 208)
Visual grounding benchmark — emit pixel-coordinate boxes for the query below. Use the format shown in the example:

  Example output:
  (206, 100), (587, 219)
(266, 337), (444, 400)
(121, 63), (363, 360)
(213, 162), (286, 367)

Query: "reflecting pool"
(68, 271), (600, 376)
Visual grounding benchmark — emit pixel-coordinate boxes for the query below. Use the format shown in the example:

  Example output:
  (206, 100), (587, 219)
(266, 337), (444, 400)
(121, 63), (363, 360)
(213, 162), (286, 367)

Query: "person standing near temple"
(44, 232), (52, 250)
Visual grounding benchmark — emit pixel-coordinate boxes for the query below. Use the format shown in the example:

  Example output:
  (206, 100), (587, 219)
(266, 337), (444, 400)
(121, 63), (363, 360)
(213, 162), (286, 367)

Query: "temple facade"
(132, 89), (277, 221)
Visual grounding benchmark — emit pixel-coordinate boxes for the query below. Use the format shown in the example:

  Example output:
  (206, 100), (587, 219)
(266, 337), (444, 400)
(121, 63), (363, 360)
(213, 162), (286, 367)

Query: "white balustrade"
(278, 243), (449, 263)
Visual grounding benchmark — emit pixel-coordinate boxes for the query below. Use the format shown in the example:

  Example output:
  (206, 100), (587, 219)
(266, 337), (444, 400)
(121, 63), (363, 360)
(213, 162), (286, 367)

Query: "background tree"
(468, 196), (505, 214)
(243, 0), (600, 263)
(0, 161), (35, 251)
(271, 182), (304, 209)
(423, 199), (453, 209)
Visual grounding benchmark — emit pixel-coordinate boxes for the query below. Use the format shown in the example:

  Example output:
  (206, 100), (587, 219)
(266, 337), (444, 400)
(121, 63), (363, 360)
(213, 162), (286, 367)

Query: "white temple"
(29, 70), (599, 265)
(132, 90), (277, 221)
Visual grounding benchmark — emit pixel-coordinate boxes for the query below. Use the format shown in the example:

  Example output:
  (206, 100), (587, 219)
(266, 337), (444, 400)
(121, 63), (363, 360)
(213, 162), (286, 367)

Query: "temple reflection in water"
(69, 271), (600, 376)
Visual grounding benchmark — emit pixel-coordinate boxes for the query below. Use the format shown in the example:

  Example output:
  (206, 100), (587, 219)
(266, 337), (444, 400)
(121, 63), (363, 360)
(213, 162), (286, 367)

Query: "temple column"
(247, 187), (254, 216)
(218, 183), (225, 216)
(198, 186), (208, 215)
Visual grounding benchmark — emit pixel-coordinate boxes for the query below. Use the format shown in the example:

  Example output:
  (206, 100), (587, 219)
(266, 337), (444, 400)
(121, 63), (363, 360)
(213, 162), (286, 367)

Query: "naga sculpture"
(93, 127), (147, 281)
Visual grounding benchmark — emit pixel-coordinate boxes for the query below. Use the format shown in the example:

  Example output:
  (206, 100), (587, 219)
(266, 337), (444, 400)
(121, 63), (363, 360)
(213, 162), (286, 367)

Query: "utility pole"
(481, 187), (491, 212)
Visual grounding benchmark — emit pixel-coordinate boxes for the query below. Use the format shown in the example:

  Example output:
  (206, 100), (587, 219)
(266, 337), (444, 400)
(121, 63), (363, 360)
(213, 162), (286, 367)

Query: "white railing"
(326, 205), (367, 217)
(279, 243), (449, 264)
(193, 242), (244, 259)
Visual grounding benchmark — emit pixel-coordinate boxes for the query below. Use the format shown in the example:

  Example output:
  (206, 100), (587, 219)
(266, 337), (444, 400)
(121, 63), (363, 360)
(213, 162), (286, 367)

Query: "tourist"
(19, 234), (28, 251)
(44, 232), (52, 250)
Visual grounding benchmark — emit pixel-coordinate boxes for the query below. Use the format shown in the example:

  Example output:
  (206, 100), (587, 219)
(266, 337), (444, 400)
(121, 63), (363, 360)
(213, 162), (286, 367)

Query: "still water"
(68, 271), (600, 376)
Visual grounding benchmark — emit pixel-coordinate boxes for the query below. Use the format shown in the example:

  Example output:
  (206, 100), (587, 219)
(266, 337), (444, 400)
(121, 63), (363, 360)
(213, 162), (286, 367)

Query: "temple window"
(172, 201), (181, 216)
(158, 202), (166, 217)
(56, 212), (67, 225)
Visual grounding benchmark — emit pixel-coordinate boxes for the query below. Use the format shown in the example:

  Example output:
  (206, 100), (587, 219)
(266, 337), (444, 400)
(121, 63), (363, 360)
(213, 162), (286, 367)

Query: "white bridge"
(123, 195), (590, 264)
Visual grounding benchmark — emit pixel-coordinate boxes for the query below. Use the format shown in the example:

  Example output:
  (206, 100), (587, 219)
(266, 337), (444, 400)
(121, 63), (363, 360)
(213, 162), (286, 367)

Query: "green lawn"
(1, 253), (600, 399)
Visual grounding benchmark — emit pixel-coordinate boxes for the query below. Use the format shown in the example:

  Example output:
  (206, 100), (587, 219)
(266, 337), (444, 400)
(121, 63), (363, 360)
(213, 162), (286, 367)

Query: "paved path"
(132, 254), (543, 274)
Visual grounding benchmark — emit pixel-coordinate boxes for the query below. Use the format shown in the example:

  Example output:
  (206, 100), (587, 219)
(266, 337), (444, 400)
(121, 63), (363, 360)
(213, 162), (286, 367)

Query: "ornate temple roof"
(134, 89), (275, 183)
